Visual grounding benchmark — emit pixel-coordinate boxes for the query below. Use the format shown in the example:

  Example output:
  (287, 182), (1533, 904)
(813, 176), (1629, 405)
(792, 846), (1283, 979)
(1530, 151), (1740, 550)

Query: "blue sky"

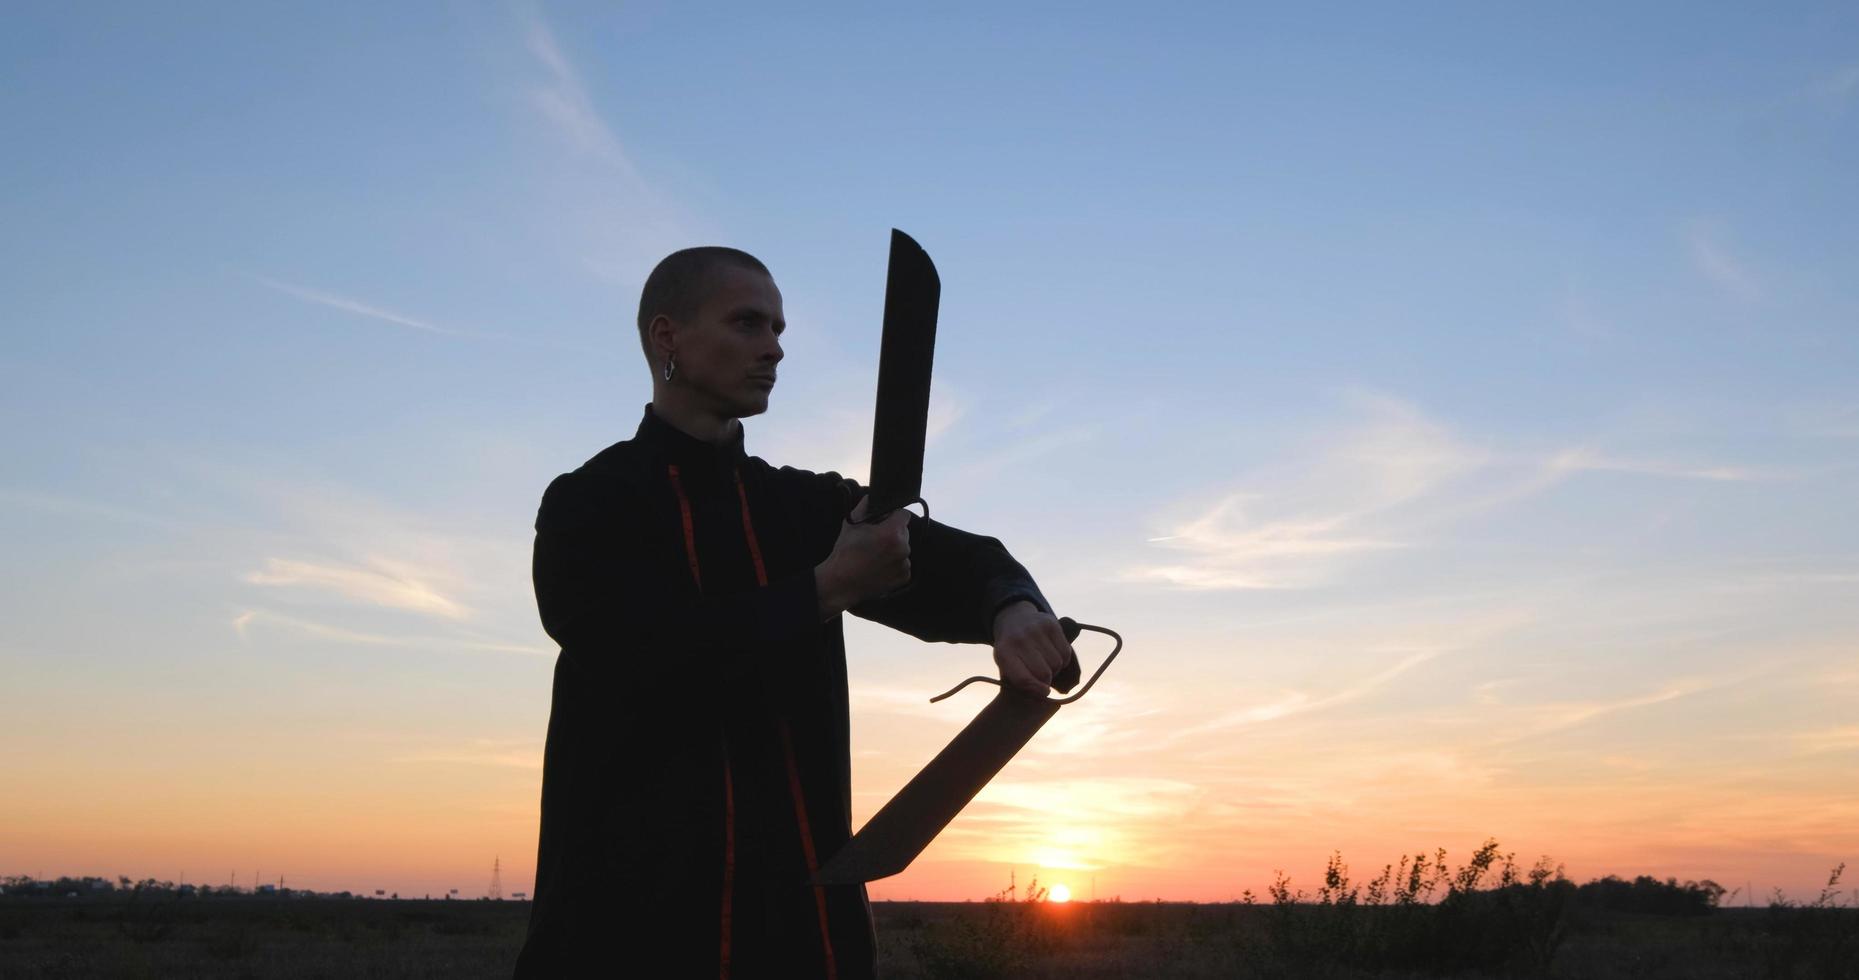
(3, 3), (1856, 899)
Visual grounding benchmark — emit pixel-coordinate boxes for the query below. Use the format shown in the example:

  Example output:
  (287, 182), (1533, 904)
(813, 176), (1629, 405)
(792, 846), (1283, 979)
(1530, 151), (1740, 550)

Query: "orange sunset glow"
(6, 0), (1858, 932)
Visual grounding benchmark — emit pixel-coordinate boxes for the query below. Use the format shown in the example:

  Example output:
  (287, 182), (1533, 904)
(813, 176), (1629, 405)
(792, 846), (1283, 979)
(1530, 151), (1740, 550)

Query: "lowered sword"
(814, 229), (1123, 886)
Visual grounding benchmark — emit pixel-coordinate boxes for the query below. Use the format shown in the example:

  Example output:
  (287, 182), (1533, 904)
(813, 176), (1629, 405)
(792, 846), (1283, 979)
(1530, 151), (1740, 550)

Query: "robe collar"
(633, 403), (749, 479)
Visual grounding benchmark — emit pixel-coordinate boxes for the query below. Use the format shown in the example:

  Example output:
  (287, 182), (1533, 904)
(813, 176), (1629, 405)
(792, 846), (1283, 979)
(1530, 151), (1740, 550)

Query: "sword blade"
(866, 229), (941, 517)
(813, 690), (1060, 885)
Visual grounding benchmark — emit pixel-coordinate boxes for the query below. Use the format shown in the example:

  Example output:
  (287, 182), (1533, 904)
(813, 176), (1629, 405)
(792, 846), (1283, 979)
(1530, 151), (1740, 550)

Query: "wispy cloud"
(1131, 506), (1403, 590)
(233, 607), (415, 647)
(1685, 221), (1760, 301)
(1792, 726), (1859, 754)
(244, 557), (471, 620)
(1125, 392), (1775, 592)
(1498, 677), (1725, 742)
(524, 15), (635, 174)
(1561, 274), (1615, 340)
(1810, 64), (1859, 105)
(252, 275), (455, 335)
(1784, 403), (1859, 440)
(926, 384), (966, 446)
(941, 422), (1100, 507)
(231, 607), (550, 656)
(388, 737), (544, 770)
(1126, 394), (1479, 590)
(163, 451), (546, 658)
(758, 383), (971, 490)
(0, 487), (180, 530)
(1175, 647), (1442, 738)
(517, 8), (690, 281)
(1543, 447), (1775, 483)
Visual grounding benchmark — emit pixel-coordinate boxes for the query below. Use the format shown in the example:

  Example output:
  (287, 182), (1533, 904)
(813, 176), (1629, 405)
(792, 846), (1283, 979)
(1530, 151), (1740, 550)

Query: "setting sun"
(1049, 883), (1071, 903)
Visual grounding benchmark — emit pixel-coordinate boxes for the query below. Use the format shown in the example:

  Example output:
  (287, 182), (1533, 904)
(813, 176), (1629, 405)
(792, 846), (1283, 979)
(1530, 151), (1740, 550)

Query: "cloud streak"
(516, 8), (693, 283)
(524, 15), (636, 174)
(1791, 726), (1859, 754)
(231, 607), (551, 657)
(1496, 676), (1729, 743)
(1125, 394), (1480, 589)
(388, 738), (544, 770)
(1175, 648), (1442, 738)
(253, 276), (455, 335)
(1810, 64), (1859, 105)
(1124, 392), (1776, 592)
(1685, 222), (1760, 301)
(244, 557), (471, 620)
(1543, 448), (1775, 483)
(0, 487), (181, 530)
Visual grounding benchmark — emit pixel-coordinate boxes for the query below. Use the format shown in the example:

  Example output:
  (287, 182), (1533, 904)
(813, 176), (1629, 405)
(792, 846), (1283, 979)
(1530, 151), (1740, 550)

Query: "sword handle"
(850, 496), (928, 600)
(847, 495), (927, 526)
(927, 618), (1123, 706)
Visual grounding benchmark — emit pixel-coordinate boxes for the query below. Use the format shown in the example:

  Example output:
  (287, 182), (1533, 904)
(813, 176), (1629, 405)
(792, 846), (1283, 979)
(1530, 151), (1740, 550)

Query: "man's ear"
(647, 314), (678, 362)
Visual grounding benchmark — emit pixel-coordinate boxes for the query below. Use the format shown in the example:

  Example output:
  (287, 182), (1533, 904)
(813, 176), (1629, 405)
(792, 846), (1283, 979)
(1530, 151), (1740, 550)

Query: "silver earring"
(663, 355), (677, 382)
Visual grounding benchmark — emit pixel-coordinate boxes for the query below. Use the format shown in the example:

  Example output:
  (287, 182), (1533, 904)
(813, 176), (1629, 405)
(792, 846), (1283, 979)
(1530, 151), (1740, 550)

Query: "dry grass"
(2, 850), (1854, 978)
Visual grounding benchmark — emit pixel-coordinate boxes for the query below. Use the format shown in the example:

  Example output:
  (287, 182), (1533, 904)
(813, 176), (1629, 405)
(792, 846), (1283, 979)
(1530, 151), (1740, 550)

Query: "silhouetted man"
(513, 247), (1072, 977)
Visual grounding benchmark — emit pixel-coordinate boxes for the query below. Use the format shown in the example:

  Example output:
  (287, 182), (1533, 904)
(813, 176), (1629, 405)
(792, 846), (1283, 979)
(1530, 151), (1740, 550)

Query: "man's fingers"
(1021, 646), (1054, 684)
(1026, 638), (1058, 677)
(999, 656), (1047, 697)
(1046, 623), (1073, 674)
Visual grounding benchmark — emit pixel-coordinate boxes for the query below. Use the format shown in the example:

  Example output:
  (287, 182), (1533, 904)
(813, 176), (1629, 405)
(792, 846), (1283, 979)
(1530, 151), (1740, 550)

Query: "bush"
(1575, 874), (1725, 916)
(1240, 839), (1575, 976)
(1757, 864), (1858, 980)
(911, 875), (1069, 979)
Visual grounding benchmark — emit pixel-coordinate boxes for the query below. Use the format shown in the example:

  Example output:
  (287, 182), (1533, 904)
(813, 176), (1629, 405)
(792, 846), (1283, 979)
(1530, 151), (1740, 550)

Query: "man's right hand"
(815, 497), (912, 620)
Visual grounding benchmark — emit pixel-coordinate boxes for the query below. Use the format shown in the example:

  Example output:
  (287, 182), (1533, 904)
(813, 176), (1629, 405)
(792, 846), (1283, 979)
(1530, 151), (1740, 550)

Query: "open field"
(3, 894), (1855, 978)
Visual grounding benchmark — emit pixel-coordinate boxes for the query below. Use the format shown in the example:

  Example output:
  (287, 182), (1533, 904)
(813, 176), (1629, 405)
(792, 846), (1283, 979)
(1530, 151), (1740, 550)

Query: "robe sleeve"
(820, 476), (1054, 645)
(531, 469), (822, 694)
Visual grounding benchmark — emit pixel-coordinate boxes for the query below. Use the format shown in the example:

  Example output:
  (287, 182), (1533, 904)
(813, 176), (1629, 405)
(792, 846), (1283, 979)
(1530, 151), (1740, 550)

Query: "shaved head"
(636, 246), (772, 359)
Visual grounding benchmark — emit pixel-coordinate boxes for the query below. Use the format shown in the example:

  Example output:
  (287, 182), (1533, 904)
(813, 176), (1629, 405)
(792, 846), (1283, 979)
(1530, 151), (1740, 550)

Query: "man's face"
(674, 265), (786, 419)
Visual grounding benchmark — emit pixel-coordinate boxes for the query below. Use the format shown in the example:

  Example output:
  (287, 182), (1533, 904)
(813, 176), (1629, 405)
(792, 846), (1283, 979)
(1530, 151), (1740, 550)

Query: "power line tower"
(489, 857), (503, 900)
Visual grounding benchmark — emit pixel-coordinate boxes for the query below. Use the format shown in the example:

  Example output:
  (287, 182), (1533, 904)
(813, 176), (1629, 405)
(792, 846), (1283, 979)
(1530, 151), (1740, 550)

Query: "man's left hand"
(991, 601), (1073, 697)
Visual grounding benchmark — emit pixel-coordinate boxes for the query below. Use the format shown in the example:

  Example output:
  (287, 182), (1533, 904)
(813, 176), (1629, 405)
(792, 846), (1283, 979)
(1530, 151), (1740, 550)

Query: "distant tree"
(1575, 874), (1721, 915)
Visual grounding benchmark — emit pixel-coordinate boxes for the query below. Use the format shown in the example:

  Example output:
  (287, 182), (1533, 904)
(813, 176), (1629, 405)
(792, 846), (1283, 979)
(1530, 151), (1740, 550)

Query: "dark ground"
(1, 895), (1854, 978)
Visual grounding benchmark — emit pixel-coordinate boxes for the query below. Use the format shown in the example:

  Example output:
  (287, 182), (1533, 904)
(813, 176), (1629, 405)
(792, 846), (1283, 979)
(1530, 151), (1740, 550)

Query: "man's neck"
(650, 393), (740, 445)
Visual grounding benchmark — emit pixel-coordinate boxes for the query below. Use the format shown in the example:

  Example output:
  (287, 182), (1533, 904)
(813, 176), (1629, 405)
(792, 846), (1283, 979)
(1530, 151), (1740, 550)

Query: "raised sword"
(814, 229), (1124, 885)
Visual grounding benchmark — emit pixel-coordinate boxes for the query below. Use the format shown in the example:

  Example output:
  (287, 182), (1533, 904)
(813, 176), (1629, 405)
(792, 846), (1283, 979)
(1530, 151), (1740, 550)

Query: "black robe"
(513, 405), (1052, 978)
